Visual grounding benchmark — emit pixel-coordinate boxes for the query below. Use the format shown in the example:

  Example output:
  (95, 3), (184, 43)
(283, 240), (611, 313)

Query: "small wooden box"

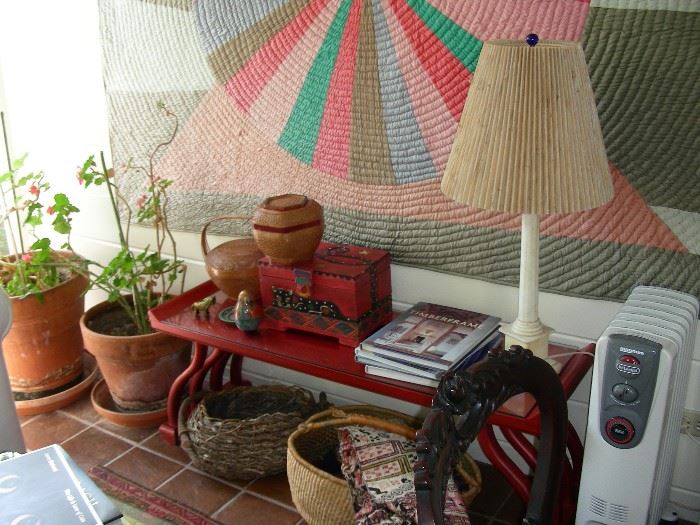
(257, 243), (392, 346)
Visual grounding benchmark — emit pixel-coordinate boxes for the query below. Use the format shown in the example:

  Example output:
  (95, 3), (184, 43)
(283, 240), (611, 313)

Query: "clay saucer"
(90, 378), (168, 428)
(15, 352), (99, 417)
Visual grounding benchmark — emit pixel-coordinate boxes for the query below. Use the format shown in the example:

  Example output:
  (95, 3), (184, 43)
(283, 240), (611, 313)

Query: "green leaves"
(73, 104), (186, 335)
(0, 153), (81, 298)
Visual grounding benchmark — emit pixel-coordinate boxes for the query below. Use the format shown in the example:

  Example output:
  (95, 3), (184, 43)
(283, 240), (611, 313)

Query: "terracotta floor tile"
(18, 414), (37, 425)
(59, 394), (101, 423)
(97, 419), (159, 443)
(141, 433), (191, 464)
(247, 472), (294, 507)
(158, 468), (239, 515)
(107, 447), (182, 489)
(21, 411), (89, 450)
(61, 426), (132, 471)
(188, 464), (252, 488)
(214, 493), (299, 525)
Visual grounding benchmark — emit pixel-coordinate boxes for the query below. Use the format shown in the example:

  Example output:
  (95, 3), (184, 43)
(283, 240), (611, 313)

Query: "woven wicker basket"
(179, 385), (327, 480)
(287, 405), (481, 525)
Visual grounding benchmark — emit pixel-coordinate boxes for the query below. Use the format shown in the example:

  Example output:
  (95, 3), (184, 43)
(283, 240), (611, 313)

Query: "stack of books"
(355, 302), (502, 387)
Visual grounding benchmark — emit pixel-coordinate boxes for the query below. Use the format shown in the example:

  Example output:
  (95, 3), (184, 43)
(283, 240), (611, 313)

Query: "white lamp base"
(500, 320), (561, 372)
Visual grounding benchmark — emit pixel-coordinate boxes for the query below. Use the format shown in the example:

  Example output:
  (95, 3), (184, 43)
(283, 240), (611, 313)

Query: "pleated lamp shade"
(441, 39), (613, 215)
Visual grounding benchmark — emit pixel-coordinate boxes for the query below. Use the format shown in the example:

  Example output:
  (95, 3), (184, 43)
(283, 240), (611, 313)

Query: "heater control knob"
(612, 383), (639, 403)
(605, 416), (635, 444)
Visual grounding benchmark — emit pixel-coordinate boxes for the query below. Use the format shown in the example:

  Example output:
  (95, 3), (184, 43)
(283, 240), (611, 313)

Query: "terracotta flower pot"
(4, 270), (88, 397)
(80, 299), (190, 412)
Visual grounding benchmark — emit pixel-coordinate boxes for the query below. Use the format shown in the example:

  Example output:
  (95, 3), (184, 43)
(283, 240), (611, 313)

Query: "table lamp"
(441, 35), (613, 362)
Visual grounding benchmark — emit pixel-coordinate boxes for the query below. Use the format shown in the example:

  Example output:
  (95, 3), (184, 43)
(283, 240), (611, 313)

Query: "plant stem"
(99, 152), (146, 331)
(1, 112), (25, 255)
(99, 151), (127, 248)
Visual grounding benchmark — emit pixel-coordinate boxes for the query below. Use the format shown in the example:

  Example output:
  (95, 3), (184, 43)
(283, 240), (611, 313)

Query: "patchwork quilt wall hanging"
(99, 0), (700, 303)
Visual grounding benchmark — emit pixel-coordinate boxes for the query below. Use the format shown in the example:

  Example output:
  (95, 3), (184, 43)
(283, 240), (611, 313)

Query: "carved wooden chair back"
(414, 346), (567, 525)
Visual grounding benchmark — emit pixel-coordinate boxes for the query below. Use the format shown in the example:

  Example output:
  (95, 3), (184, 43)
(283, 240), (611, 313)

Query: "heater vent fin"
(590, 495), (607, 516)
(609, 503), (629, 522)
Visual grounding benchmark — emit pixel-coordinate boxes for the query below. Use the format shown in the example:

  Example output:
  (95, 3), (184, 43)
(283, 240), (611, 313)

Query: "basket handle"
(298, 413), (417, 440)
(177, 392), (206, 449)
(201, 215), (252, 257)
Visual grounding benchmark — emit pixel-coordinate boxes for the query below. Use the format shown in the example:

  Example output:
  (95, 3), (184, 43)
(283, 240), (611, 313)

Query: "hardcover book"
(359, 302), (500, 371)
(364, 365), (441, 387)
(358, 330), (502, 381)
(355, 332), (503, 387)
(0, 444), (122, 525)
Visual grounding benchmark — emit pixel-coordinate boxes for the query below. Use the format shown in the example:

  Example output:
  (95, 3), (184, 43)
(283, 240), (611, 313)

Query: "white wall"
(0, 2), (698, 520)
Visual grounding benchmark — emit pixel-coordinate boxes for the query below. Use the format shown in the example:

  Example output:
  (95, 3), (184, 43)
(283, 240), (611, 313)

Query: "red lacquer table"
(149, 280), (594, 523)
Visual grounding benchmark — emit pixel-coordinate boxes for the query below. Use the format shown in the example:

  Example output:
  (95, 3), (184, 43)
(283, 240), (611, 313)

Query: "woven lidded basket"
(179, 385), (327, 480)
(287, 405), (481, 525)
(252, 194), (324, 265)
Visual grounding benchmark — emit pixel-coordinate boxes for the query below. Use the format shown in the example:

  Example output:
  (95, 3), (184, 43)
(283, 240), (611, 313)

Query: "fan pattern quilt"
(100, 0), (700, 303)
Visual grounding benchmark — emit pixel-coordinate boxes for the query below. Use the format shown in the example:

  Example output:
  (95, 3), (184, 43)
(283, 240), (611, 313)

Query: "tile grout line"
(103, 443), (137, 467)
(153, 464), (188, 492)
(184, 464), (249, 491)
(19, 414), (40, 426)
(239, 489), (300, 513)
(211, 490), (247, 518)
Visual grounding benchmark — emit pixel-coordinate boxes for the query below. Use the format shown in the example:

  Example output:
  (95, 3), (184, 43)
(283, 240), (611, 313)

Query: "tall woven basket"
(179, 385), (327, 480)
(287, 405), (481, 525)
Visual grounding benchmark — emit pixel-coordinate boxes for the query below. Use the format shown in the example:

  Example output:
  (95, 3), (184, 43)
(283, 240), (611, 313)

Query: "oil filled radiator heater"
(576, 286), (699, 525)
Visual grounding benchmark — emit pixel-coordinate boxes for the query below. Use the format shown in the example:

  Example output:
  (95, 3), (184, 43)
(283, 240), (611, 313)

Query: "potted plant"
(74, 103), (190, 415)
(0, 113), (86, 402)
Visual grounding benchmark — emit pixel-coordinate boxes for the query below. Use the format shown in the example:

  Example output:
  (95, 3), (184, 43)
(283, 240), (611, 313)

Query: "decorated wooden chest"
(257, 243), (392, 346)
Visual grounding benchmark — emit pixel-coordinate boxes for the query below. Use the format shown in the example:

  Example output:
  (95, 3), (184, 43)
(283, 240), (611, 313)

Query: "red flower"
(21, 253), (33, 263)
(47, 206), (55, 215)
(136, 194), (147, 209)
(29, 185), (40, 196)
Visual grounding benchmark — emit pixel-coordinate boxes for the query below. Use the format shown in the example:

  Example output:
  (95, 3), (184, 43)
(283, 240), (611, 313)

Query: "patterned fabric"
(99, 0), (700, 303)
(338, 426), (470, 525)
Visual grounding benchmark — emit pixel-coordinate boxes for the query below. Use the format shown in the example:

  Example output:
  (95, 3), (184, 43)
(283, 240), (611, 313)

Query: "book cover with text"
(0, 444), (122, 525)
(360, 302), (500, 370)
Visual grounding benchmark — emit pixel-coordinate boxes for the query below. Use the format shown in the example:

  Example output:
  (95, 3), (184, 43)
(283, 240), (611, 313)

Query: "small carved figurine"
(233, 289), (262, 332)
(191, 295), (216, 319)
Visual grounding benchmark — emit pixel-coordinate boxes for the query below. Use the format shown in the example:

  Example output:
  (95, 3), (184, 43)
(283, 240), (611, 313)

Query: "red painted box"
(257, 243), (392, 346)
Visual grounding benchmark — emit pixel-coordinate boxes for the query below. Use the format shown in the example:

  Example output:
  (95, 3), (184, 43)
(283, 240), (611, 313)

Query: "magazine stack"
(355, 302), (502, 387)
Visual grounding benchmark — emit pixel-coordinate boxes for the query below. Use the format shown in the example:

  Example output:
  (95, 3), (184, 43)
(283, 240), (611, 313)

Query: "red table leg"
(501, 427), (537, 471)
(480, 423), (581, 525)
(159, 342), (208, 445)
(210, 350), (231, 391)
(478, 423), (531, 501)
(189, 348), (225, 396)
(229, 354), (251, 386)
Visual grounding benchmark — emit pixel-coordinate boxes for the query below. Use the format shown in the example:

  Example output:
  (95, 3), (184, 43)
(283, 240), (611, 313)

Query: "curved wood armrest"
(415, 346), (567, 525)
